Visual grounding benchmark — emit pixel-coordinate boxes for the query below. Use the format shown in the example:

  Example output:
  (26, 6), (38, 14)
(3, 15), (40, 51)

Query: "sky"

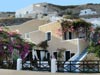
(0, 0), (100, 12)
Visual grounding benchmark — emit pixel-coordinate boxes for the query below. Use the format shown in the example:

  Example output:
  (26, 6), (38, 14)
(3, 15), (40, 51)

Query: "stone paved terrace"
(0, 69), (99, 75)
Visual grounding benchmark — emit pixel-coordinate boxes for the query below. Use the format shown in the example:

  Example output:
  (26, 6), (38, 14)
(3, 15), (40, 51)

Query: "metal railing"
(57, 60), (100, 73)
(22, 60), (51, 71)
(0, 60), (16, 69)
(0, 60), (100, 73)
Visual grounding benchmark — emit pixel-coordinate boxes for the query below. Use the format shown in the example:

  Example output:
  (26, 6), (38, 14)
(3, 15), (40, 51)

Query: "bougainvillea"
(88, 26), (100, 58)
(56, 19), (92, 38)
(0, 27), (35, 61)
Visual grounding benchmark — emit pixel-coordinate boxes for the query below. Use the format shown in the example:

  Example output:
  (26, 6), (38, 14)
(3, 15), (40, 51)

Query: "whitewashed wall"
(15, 5), (33, 18)
(79, 9), (97, 16)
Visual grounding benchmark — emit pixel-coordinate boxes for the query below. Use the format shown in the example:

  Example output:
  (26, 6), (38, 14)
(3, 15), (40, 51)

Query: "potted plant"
(57, 48), (66, 72)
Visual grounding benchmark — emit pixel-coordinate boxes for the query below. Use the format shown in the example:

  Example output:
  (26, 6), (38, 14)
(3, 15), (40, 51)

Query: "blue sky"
(0, 0), (100, 11)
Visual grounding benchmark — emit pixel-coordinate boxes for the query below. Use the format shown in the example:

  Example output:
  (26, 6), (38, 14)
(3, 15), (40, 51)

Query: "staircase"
(72, 48), (88, 71)
(74, 48), (88, 61)
(64, 48), (88, 72)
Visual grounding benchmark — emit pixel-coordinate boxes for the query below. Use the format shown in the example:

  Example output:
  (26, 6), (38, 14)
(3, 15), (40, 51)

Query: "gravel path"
(0, 69), (99, 75)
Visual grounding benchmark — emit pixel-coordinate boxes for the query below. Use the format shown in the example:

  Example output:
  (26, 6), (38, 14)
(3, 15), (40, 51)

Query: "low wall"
(79, 39), (89, 54)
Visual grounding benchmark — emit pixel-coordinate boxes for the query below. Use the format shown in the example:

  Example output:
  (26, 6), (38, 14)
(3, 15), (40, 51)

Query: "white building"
(79, 9), (97, 16)
(15, 3), (60, 20)
(83, 18), (100, 27)
(15, 5), (34, 18)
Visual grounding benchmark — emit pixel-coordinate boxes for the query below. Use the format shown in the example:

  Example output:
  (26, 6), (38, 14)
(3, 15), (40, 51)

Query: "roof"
(29, 31), (45, 44)
(7, 19), (48, 34)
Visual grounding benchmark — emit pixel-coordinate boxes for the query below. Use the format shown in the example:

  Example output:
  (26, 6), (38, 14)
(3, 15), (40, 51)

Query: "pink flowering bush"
(0, 27), (35, 61)
(88, 27), (100, 58)
(56, 19), (91, 38)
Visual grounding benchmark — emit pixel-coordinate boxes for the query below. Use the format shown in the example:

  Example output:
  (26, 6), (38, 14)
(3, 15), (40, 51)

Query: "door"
(53, 52), (57, 59)
(25, 51), (32, 61)
(65, 51), (70, 61)
(40, 51), (45, 61)
(36, 50), (41, 60)
(69, 32), (72, 39)
(47, 52), (50, 60)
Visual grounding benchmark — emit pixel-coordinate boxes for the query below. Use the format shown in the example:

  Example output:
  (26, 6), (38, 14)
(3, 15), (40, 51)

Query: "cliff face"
(0, 12), (15, 19)
(15, 3), (100, 19)
(48, 3), (100, 18)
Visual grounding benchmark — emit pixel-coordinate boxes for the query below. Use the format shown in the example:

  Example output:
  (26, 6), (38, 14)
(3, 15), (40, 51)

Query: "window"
(63, 32), (73, 40)
(63, 32), (67, 40)
(26, 11), (29, 14)
(19, 14), (22, 18)
(65, 51), (70, 61)
(25, 33), (30, 38)
(43, 13), (48, 16)
(46, 32), (51, 41)
(78, 27), (86, 38)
